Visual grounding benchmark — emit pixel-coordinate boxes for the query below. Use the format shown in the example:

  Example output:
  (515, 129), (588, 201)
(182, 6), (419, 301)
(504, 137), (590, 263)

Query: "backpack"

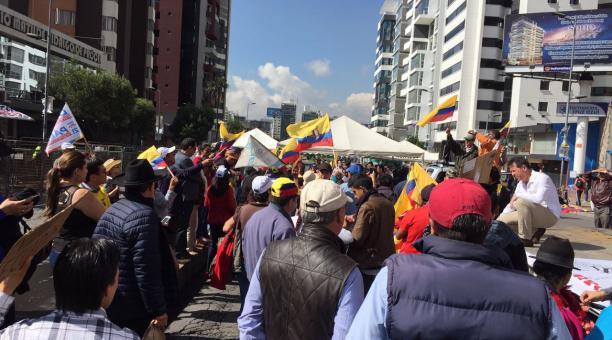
(575, 179), (584, 189)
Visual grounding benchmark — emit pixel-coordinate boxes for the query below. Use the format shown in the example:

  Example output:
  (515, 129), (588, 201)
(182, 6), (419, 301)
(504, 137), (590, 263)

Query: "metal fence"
(0, 139), (140, 198)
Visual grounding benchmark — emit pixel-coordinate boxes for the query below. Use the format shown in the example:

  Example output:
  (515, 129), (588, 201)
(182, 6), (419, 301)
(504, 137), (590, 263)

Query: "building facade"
(371, 1), (396, 136)
(179, 0), (230, 120)
(387, 0), (410, 141)
(271, 102), (296, 140)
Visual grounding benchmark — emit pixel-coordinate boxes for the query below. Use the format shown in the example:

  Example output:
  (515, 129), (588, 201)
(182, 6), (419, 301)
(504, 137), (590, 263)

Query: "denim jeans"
(206, 224), (224, 271)
(237, 270), (250, 313)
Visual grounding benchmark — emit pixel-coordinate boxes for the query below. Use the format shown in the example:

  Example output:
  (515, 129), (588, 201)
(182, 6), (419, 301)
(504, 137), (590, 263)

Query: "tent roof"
(233, 128), (278, 149)
(281, 116), (424, 157)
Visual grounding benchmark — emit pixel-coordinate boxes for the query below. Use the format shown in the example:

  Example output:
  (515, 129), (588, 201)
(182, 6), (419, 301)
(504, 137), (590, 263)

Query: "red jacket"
(204, 186), (236, 225)
(397, 205), (430, 254)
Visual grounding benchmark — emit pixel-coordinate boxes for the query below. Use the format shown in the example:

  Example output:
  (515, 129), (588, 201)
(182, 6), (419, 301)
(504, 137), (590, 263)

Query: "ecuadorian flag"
(394, 163), (436, 220)
(279, 139), (300, 164)
(286, 114), (333, 152)
(137, 146), (160, 163)
(416, 95), (458, 127)
(219, 121), (244, 150)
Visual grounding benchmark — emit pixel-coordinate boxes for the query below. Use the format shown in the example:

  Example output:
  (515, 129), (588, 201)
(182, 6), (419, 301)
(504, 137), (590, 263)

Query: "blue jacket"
(385, 236), (552, 339)
(93, 195), (168, 321)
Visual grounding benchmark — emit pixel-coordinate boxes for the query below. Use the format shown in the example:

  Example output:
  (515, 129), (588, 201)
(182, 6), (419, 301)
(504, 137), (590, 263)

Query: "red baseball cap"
(428, 178), (492, 229)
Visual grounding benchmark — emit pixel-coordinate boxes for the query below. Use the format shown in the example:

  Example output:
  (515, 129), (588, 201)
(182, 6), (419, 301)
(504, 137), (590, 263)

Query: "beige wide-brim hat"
(103, 159), (122, 173)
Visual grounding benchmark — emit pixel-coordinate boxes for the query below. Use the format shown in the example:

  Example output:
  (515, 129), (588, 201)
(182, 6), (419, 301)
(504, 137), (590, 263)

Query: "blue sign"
(503, 9), (612, 68)
(267, 107), (281, 118)
(556, 102), (609, 117)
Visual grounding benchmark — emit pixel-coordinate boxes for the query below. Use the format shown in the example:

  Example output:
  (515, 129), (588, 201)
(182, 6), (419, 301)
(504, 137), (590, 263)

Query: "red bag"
(209, 230), (235, 290)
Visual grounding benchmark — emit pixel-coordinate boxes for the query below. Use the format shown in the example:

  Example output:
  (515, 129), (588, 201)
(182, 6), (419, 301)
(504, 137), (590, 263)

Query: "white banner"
(235, 136), (284, 169)
(45, 103), (84, 155)
(528, 253), (612, 308)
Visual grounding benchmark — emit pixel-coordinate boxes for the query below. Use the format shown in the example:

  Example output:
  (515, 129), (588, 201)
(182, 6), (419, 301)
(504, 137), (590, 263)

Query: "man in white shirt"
(498, 157), (561, 247)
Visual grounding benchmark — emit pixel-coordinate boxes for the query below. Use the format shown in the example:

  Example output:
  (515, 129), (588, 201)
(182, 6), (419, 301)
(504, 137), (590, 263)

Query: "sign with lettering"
(0, 5), (102, 65)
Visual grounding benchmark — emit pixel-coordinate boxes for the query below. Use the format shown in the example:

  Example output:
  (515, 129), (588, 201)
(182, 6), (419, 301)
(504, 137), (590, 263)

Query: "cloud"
(226, 63), (371, 124)
(326, 92), (372, 124)
(304, 59), (331, 77)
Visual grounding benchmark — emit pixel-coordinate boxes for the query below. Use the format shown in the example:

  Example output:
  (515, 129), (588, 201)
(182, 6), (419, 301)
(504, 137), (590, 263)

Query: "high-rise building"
(271, 103), (296, 140)
(386, 0), (410, 141)
(153, 0), (183, 125)
(116, 0), (156, 97)
(507, 18), (544, 66)
(179, 0), (230, 119)
(371, 1), (396, 136)
(301, 110), (319, 122)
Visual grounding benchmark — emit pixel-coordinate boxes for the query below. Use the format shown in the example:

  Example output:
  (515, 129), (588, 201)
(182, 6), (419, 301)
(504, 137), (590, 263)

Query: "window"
(486, 0), (512, 5)
(102, 16), (118, 32)
(562, 81), (569, 92)
(478, 79), (505, 91)
(569, 0), (579, 4)
(482, 38), (503, 48)
(412, 41), (428, 51)
(480, 58), (503, 69)
(444, 21), (465, 42)
(548, 0), (557, 3)
(104, 46), (116, 61)
(410, 54), (424, 70)
(28, 54), (46, 66)
(448, 0), (457, 5)
(29, 69), (45, 83)
(483, 16), (504, 27)
(7, 47), (24, 63)
(409, 72), (423, 87)
(55, 9), (76, 26)
(441, 61), (461, 78)
(591, 87), (612, 97)
(2, 63), (23, 79)
(540, 80), (550, 91)
(445, 2), (466, 24)
(538, 102), (548, 112)
(440, 81), (460, 96)
(408, 89), (422, 103)
(477, 101), (503, 111)
(443, 41), (463, 60)
(406, 106), (419, 120)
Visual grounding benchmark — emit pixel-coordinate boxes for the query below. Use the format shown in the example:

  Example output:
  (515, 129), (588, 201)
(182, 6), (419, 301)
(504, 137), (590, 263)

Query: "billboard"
(556, 102), (609, 117)
(267, 107), (281, 118)
(502, 9), (612, 71)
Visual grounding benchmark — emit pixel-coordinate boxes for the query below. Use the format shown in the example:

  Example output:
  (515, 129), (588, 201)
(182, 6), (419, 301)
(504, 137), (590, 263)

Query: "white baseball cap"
(252, 175), (273, 194)
(300, 179), (352, 213)
(157, 146), (176, 159)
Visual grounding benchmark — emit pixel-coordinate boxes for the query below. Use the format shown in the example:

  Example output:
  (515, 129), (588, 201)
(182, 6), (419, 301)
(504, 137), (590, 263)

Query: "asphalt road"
(12, 207), (612, 339)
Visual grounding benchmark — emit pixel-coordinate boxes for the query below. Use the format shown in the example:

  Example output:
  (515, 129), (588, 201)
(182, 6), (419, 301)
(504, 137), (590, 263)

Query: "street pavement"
(11, 207), (612, 339)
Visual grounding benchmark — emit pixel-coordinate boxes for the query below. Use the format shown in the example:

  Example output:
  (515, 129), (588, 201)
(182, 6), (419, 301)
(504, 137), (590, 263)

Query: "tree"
(204, 77), (227, 117)
(226, 116), (245, 134)
(169, 104), (214, 142)
(49, 64), (137, 143)
(407, 135), (426, 149)
(131, 98), (156, 145)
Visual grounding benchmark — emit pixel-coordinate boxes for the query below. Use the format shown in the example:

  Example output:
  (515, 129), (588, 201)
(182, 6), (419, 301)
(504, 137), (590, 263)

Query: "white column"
(572, 117), (589, 176)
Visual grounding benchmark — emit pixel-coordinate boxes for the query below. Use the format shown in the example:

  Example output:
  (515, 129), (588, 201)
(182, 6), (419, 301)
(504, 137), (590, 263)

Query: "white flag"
(45, 103), (84, 155)
(235, 136), (284, 169)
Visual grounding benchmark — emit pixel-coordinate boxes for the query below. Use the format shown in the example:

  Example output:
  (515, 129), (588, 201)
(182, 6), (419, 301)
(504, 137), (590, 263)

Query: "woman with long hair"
(45, 151), (105, 266)
(204, 166), (236, 271)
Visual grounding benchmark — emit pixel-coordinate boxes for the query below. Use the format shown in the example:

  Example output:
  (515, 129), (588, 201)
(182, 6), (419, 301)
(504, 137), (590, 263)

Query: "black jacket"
(93, 194), (178, 321)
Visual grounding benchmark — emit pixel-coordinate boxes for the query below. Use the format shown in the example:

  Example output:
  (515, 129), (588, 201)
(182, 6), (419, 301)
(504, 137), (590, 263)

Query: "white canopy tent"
(232, 128), (278, 150)
(280, 116), (425, 158)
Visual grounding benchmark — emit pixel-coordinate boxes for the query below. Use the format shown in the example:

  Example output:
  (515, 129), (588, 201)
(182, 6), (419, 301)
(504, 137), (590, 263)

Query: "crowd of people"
(0, 128), (609, 339)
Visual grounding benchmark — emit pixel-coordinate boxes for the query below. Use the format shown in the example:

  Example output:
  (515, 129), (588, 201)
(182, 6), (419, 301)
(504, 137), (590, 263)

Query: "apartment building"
(371, 1), (396, 136)
(271, 103), (296, 140)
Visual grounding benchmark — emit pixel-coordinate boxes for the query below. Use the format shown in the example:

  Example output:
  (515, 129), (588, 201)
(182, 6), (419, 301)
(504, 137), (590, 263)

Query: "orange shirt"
(475, 132), (505, 169)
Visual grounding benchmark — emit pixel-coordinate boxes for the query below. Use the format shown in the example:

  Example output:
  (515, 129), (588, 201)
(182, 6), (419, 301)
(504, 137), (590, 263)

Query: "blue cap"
(347, 164), (363, 174)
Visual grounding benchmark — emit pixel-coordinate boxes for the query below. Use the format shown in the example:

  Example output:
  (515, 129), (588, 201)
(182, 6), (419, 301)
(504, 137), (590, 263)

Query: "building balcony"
(414, 11), (435, 25)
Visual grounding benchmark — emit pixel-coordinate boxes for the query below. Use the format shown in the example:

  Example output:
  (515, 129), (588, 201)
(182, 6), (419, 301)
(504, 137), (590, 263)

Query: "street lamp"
(246, 102), (256, 122)
(26, 0), (54, 143)
(553, 11), (577, 188)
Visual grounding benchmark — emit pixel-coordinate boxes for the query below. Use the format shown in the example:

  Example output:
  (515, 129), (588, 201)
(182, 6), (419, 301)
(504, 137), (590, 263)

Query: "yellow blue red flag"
(286, 114), (333, 152)
(219, 121), (244, 150)
(416, 95), (458, 127)
(499, 120), (511, 138)
(394, 162), (436, 220)
(137, 146), (160, 163)
(279, 138), (300, 164)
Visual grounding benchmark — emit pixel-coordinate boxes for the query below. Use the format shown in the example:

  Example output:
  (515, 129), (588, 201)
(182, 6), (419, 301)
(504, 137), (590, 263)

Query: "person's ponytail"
(44, 167), (61, 217)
